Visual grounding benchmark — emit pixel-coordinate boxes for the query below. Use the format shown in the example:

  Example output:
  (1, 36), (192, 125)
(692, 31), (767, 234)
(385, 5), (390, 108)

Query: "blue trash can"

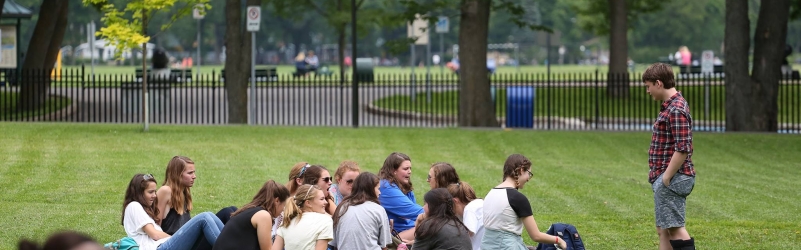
(506, 86), (535, 128)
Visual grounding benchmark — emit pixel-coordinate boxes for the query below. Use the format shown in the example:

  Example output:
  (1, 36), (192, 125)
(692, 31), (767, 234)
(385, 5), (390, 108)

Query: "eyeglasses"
(143, 174), (154, 181)
(427, 175), (432, 180)
(345, 179), (354, 184)
(527, 170), (533, 178)
(321, 177), (332, 183)
(297, 164), (310, 178)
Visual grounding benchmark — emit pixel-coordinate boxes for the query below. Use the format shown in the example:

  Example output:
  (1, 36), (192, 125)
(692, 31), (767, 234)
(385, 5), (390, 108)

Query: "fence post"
(594, 69), (599, 130)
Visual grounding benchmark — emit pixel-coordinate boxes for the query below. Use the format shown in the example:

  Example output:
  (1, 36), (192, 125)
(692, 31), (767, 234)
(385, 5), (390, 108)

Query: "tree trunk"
(607, 0), (629, 98)
(458, 0), (497, 127)
(224, 0), (257, 124)
(16, 0), (67, 111)
(44, 4), (68, 76)
(749, 0), (790, 131)
(724, 0), (752, 131)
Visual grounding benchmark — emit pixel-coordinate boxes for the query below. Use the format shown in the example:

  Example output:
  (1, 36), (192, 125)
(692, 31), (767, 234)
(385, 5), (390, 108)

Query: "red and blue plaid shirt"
(649, 92), (696, 184)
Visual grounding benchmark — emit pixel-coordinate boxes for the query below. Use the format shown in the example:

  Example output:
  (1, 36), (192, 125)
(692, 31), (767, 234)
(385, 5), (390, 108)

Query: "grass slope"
(0, 123), (799, 249)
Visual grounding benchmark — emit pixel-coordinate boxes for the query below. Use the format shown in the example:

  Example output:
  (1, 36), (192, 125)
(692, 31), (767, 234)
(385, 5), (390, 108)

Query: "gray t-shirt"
(412, 221), (473, 250)
(331, 201), (392, 250)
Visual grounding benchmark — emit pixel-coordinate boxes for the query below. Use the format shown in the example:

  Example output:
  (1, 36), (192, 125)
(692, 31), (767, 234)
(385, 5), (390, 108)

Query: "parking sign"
(701, 50), (714, 74)
(436, 16), (449, 33)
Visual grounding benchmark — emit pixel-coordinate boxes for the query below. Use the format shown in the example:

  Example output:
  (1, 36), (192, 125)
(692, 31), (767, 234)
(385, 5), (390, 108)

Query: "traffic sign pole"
(247, 6), (260, 125)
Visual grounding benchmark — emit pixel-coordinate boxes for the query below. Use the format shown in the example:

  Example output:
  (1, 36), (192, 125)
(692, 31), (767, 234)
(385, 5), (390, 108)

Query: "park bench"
(135, 69), (193, 83)
(220, 67), (277, 82)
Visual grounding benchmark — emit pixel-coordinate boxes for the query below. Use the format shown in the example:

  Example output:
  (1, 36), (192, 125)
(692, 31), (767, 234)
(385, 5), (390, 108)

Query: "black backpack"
(535, 223), (585, 250)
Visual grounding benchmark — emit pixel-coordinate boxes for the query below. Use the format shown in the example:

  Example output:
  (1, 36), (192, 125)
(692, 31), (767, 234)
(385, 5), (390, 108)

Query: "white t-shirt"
(124, 201), (170, 250)
(483, 188), (533, 235)
(463, 199), (486, 250)
(276, 212), (334, 250)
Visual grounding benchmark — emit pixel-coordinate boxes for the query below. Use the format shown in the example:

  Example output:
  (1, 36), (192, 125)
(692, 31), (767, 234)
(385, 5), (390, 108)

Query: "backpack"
(103, 236), (139, 250)
(535, 223), (585, 250)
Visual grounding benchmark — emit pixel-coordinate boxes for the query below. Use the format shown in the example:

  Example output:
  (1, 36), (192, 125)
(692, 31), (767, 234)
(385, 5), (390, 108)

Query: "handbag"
(104, 236), (139, 250)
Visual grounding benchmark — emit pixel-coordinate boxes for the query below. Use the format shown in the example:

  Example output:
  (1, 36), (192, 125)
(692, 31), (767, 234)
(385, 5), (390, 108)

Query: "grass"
(373, 85), (801, 123)
(0, 123), (800, 249)
(0, 92), (72, 121)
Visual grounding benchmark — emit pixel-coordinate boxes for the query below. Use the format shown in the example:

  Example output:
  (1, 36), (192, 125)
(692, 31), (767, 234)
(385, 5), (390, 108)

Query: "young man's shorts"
(652, 173), (695, 228)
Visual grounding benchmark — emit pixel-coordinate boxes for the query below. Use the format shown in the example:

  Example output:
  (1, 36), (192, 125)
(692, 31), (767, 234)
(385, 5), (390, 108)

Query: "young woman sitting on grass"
(331, 172), (392, 250)
(411, 188), (472, 250)
(272, 184), (334, 250)
(121, 173), (224, 250)
(287, 164), (337, 215)
(480, 154), (566, 250)
(447, 181), (485, 250)
(213, 180), (290, 250)
(155, 156), (236, 250)
(378, 152), (424, 242)
(329, 160), (361, 205)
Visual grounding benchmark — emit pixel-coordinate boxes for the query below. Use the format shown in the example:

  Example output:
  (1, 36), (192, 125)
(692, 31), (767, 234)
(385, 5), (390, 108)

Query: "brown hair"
(162, 156), (194, 214)
(286, 162), (309, 193)
(334, 160), (361, 182)
(378, 152), (413, 194)
(446, 181), (477, 204)
(123, 174), (160, 225)
(282, 184), (322, 227)
(415, 188), (468, 240)
(642, 63), (676, 89)
(18, 231), (99, 250)
(503, 154), (532, 187)
(232, 180), (291, 217)
(430, 162), (460, 189)
(333, 172), (381, 227)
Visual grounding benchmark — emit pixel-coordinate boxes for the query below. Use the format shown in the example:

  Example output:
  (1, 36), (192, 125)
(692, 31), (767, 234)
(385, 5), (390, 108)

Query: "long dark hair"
(332, 172), (380, 227)
(378, 152), (413, 193)
(18, 231), (98, 250)
(162, 156), (194, 214)
(122, 173), (160, 225)
(415, 188), (468, 240)
(232, 180), (290, 217)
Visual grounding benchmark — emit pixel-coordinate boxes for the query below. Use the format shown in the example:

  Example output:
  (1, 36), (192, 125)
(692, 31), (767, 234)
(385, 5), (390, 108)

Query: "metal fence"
(1, 66), (799, 133)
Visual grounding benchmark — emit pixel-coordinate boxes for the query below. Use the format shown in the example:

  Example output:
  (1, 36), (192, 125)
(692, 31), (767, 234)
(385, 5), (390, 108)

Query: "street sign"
(193, 4), (205, 20)
(701, 50), (714, 74)
(435, 16), (449, 33)
(246, 6), (260, 32)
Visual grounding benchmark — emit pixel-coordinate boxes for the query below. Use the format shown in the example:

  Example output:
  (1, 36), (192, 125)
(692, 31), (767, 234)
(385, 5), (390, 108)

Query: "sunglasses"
(321, 177), (332, 183)
(143, 173), (154, 181)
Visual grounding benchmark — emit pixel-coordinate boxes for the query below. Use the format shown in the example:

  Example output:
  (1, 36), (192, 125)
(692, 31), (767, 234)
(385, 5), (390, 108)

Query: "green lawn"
(373, 85), (801, 123)
(0, 123), (799, 249)
(0, 92), (72, 121)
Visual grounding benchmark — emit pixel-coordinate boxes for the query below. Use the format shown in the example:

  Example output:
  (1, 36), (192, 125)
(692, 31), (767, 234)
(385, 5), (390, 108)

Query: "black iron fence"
(1, 66), (799, 133)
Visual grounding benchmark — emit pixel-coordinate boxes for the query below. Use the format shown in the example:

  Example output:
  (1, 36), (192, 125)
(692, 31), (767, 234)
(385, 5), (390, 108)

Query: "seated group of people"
(294, 51), (320, 76)
(117, 153), (568, 250)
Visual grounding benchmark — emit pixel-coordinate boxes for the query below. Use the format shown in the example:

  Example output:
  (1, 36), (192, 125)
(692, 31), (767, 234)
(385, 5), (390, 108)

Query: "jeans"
(158, 212), (224, 250)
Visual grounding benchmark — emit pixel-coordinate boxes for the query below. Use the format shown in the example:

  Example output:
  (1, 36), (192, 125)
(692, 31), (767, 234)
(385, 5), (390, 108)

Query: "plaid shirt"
(648, 92), (696, 184)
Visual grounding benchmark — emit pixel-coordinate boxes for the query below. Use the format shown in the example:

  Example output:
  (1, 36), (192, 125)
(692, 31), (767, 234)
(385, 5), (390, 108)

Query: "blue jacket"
(378, 179), (423, 232)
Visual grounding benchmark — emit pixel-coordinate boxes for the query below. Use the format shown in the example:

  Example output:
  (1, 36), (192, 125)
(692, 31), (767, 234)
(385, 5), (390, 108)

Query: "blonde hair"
(281, 184), (321, 227)
(163, 156), (194, 214)
(295, 52), (306, 61)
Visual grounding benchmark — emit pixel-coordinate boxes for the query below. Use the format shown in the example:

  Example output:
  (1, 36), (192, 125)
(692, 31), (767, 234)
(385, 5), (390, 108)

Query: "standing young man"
(642, 63), (697, 250)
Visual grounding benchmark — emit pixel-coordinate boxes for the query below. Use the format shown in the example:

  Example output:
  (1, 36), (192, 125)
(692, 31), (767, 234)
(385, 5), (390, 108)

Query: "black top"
(161, 207), (191, 235)
(213, 207), (265, 250)
(506, 188), (533, 218)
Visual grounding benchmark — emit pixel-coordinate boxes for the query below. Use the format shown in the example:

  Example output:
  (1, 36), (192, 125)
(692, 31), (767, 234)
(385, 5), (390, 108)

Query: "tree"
(724, 0), (791, 132)
(16, 0), (68, 111)
(224, 0), (260, 124)
(572, 0), (667, 98)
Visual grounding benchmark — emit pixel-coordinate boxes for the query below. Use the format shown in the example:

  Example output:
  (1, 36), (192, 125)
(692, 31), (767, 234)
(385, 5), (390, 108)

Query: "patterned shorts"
(652, 173), (695, 228)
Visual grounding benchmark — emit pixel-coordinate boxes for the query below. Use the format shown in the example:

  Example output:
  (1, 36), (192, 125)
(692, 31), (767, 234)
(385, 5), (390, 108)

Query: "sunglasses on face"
(321, 177), (332, 183)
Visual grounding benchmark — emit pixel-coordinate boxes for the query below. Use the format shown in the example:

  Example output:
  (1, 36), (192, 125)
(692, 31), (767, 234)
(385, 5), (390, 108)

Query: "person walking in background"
(642, 63), (697, 250)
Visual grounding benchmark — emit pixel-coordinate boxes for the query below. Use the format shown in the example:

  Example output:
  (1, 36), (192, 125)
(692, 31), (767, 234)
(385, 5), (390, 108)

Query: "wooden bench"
(135, 69), (193, 83)
(220, 68), (277, 82)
